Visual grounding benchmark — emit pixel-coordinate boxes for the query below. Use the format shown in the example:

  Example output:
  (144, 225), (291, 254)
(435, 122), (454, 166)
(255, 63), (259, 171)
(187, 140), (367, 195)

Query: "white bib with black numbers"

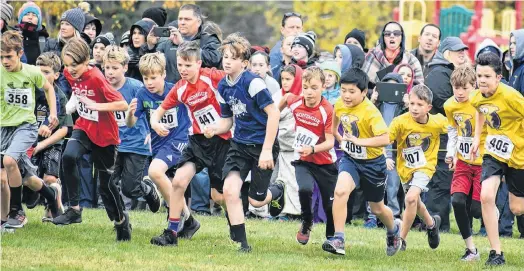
(194, 105), (220, 131)
(342, 140), (367, 160)
(457, 136), (474, 160)
(76, 96), (98, 122)
(114, 111), (127, 127)
(485, 135), (514, 160)
(293, 126), (319, 150)
(402, 146), (427, 168)
(151, 108), (178, 129)
(4, 88), (32, 109)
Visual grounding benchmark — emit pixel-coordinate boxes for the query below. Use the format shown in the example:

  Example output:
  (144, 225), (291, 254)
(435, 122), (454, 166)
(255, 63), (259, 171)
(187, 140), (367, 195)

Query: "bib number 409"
(345, 141), (362, 154)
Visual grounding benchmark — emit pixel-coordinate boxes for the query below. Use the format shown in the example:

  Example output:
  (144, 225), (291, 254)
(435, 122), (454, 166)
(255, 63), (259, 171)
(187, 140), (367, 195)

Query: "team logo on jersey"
(453, 113), (473, 137)
(7, 82), (31, 89)
(478, 104), (501, 130)
(406, 132), (432, 151)
(228, 97), (247, 116)
(340, 114), (360, 137)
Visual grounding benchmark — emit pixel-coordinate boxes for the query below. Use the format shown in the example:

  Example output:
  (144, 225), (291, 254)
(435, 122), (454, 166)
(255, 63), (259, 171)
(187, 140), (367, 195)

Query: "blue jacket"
(509, 29), (524, 96)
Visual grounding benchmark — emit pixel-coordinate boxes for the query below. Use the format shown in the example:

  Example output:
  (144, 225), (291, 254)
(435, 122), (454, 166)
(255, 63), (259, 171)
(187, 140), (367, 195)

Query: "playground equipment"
(395, 0), (427, 50)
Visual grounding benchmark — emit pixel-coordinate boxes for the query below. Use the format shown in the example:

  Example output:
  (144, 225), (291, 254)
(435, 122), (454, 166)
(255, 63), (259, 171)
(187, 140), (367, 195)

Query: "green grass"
(2, 207), (524, 271)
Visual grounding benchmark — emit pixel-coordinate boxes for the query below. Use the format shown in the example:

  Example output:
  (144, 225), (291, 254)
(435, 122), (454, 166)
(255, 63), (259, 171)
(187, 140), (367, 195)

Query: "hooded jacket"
(393, 63), (414, 92)
(362, 22), (424, 86)
(509, 29), (524, 95)
(475, 38), (502, 60)
(84, 14), (102, 39)
(335, 44), (365, 73)
(277, 64), (303, 151)
(126, 19), (156, 82)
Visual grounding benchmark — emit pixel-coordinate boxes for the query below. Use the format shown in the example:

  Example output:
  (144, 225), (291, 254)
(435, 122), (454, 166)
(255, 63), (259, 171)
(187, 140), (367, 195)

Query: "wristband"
(311, 145), (315, 154)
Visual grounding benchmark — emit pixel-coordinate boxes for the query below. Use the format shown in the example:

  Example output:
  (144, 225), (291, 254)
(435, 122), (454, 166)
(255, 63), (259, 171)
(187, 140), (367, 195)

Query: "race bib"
(76, 96), (98, 122)
(194, 105), (220, 131)
(4, 88), (32, 109)
(114, 111), (127, 127)
(402, 146), (427, 168)
(151, 108), (178, 129)
(293, 126), (319, 150)
(485, 135), (514, 160)
(36, 111), (47, 128)
(457, 136), (474, 160)
(342, 140), (367, 159)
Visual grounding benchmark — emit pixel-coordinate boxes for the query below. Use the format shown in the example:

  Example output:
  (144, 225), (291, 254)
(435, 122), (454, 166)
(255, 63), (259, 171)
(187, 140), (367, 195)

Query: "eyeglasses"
(282, 12), (302, 26)
(384, 30), (402, 37)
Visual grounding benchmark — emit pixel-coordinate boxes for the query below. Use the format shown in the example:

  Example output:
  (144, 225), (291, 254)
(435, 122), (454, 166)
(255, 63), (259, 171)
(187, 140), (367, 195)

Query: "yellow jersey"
(389, 112), (448, 183)
(470, 84), (524, 169)
(444, 97), (487, 166)
(334, 97), (388, 160)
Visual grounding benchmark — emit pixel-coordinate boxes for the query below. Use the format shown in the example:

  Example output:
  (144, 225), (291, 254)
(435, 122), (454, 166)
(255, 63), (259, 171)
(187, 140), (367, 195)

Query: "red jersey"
(65, 67), (123, 147)
(287, 94), (336, 165)
(161, 68), (231, 140)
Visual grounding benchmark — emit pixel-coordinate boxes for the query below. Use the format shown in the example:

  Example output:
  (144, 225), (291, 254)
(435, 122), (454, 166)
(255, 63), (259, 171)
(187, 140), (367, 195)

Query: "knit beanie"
(17, 2), (42, 30)
(1, 1), (13, 24)
(60, 8), (85, 33)
(292, 31), (316, 58)
(344, 28), (366, 50)
(142, 7), (167, 27)
(84, 13), (102, 37)
(120, 31), (130, 46)
(93, 33), (115, 48)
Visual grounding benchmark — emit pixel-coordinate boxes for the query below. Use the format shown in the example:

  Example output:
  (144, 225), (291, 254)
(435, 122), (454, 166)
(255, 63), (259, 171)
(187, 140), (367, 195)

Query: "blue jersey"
(218, 71), (274, 145)
(116, 78), (151, 156)
(134, 81), (190, 154)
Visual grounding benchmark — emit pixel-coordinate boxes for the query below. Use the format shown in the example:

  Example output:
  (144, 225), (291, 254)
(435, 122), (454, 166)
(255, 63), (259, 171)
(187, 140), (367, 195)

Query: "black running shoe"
(427, 215), (441, 249)
(400, 238), (407, 251)
(25, 190), (40, 209)
(178, 216), (201, 239)
(238, 243), (252, 253)
(151, 229), (178, 246)
(268, 180), (285, 217)
(115, 212), (132, 241)
(143, 178), (160, 213)
(52, 207), (82, 225)
(485, 250), (505, 266)
(47, 186), (62, 218)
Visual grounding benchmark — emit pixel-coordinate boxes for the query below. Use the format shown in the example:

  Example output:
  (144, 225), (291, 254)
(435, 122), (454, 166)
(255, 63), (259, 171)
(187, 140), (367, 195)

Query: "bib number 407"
(403, 151), (420, 164)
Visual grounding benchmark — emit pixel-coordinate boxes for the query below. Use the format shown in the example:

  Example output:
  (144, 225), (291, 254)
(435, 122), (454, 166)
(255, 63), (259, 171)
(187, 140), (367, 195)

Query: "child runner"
(278, 66), (337, 245)
(388, 84), (447, 251)
(149, 41), (229, 246)
(443, 65), (484, 261)
(322, 68), (401, 256)
(470, 53), (524, 266)
(53, 37), (132, 242)
(204, 33), (285, 252)
(125, 52), (196, 233)
(102, 45), (160, 213)
(1, 31), (59, 229)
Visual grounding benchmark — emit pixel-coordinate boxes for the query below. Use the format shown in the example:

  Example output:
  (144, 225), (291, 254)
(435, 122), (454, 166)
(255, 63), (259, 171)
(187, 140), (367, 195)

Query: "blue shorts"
(338, 154), (387, 203)
(153, 140), (188, 177)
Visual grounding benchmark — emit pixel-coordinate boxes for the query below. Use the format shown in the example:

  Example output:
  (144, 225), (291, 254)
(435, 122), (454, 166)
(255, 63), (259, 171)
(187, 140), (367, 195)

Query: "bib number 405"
(488, 138), (509, 153)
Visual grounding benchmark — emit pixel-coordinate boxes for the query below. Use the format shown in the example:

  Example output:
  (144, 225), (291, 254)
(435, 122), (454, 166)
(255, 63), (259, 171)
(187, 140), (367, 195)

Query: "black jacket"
(16, 24), (49, 65)
(410, 48), (435, 73)
(127, 19), (157, 82)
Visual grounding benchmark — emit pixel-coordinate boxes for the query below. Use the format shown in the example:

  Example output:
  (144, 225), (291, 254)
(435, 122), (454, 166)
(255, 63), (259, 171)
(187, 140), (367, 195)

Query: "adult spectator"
(269, 12), (303, 70)
(126, 18), (156, 82)
(509, 29), (524, 95)
(411, 24), (441, 72)
(344, 28), (366, 52)
(423, 36), (468, 232)
(362, 21), (423, 87)
(142, 7), (167, 27)
(146, 4), (221, 83)
(0, 0), (14, 33)
(15, 1), (49, 65)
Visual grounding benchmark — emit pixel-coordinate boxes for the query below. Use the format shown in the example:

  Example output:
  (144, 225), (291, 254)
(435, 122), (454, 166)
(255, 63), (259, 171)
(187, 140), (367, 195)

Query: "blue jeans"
(368, 167), (401, 219)
(190, 168), (211, 214)
(496, 182), (514, 236)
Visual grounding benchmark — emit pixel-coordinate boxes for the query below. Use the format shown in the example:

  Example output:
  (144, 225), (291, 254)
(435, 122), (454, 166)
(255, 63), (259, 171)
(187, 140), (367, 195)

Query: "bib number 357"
(485, 135), (514, 160)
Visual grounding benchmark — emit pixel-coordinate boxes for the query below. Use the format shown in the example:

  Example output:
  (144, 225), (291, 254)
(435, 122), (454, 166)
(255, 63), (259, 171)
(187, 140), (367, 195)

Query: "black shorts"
(176, 134), (229, 193)
(481, 155), (524, 197)
(222, 140), (279, 201)
(293, 160), (337, 195)
(32, 145), (62, 178)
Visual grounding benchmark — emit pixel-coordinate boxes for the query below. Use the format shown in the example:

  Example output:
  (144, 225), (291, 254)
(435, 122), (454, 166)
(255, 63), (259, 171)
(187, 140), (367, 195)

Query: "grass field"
(1, 207), (524, 271)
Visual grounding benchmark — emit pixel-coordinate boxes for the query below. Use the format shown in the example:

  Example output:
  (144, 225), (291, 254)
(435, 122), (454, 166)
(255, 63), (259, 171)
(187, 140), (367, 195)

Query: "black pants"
(62, 130), (124, 221)
(425, 159), (452, 231)
(294, 161), (337, 238)
(110, 152), (148, 199)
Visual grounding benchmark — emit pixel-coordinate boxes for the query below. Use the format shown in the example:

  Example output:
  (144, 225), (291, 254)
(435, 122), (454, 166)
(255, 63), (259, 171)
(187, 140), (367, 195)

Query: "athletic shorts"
(451, 160), (481, 201)
(32, 145), (62, 178)
(1, 123), (38, 164)
(403, 171), (431, 193)
(222, 140), (279, 201)
(153, 140), (187, 177)
(176, 134), (229, 193)
(481, 155), (524, 198)
(338, 154), (387, 203)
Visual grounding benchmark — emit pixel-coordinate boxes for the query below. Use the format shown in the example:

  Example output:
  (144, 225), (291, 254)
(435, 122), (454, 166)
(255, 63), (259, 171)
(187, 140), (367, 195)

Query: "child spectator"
(16, 1), (49, 65)
(250, 48), (280, 96)
(319, 60), (341, 105)
(91, 33), (115, 70)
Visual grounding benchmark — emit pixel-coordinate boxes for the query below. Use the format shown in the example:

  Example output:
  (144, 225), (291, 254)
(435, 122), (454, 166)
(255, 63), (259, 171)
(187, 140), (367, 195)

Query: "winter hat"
(17, 2), (42, 30)
(1, 1), (13, 24)
(60, 8), (85, 33)
(292, 31), (316, 58)
(84, 14), (102, 37)
(382, 72), (404, 84)
(319, 60), (341, 82)
(120, 31), (130, 46)
(93, 33), (115, 48)
(142, 7), (167, 27)
(344, 28), (366, 50)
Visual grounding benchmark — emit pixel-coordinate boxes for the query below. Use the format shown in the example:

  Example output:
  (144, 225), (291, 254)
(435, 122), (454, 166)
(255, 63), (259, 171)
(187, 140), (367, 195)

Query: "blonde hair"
(219, 33), (251, 61)
(36, 52), (62, 73)
(450, 65), (476, 89)
(1, 30), (23, 53)
(139, 52), (166, 76)
(302, 66), (325, 85)
(61, 37), (90, 65)
(103, 45), (130, 66)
